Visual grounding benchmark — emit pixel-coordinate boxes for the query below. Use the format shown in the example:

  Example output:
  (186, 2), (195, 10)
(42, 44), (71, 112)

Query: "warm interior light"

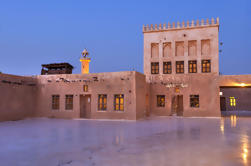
(230, 97), (236, 106)
(219, 92), (223, 96)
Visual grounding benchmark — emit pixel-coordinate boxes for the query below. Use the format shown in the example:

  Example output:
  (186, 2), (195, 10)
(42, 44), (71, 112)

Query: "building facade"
(35, 71), (148, 120)
(143, 18), (221, 117)
(1, 17), (251, 121)
(219, 75), (251, 113)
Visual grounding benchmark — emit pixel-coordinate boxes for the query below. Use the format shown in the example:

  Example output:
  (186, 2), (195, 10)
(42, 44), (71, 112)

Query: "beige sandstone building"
(1, 17), (251, 121)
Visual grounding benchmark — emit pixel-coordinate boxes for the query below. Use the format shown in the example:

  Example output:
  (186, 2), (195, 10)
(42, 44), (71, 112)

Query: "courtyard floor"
(0, 116), (250, 166)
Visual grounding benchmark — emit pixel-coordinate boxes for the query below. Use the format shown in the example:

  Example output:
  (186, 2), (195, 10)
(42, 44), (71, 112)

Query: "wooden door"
(177, 95), (183, 116)
(171, 95), (183, 116)
(80, 95), (91, 118)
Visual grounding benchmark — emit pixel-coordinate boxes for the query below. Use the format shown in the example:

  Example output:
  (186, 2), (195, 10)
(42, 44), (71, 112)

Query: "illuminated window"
(201, 60), (211, 73)
(98, 94), (107, 111)
(176, 61), (184, 74)
(188, 60), (197, 73)
(52, 95), (60, 110)
(151, 62), (159, 74)
(190, 95), (199, 108)
(65, 95), (73, 110)
(157, 95), (165, 107)
(163, 62), (172, 74)
(83, 85), (88, 92)
(230, 97), (236, 106)
(114, 94), (124, 111)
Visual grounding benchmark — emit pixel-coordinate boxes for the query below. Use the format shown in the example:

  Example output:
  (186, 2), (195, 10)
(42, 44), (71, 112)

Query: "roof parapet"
(143, 17), (219, 33)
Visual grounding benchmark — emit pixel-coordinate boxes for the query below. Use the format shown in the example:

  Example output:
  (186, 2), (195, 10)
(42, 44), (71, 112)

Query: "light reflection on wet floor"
(0, 116), (250, 166)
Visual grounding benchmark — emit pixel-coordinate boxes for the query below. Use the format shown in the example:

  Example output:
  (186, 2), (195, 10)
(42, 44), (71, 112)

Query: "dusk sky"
(0, 0), (250, 75)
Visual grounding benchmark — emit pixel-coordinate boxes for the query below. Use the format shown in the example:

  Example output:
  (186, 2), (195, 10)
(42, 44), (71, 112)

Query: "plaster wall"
(219, 75), (251, 87)
(220, 88), (251, 111)
(135, 72), (149, 119)
(0, 74), (37, 121)
(35, 71), (142, 120)
(149, 74), (221, 117)
(143, 23), (220, 117)
(219, 75), (251, 111)
(143, 25), (219, 82)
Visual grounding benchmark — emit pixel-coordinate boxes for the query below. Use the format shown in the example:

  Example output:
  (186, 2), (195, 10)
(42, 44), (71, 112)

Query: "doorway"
(220, 97), (226, 111)
(171, 95), (183, 116)
(80, 95), (91, 118)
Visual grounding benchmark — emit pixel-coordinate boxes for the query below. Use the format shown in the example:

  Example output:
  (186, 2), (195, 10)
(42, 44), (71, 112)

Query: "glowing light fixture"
(219, 92), (223, 96)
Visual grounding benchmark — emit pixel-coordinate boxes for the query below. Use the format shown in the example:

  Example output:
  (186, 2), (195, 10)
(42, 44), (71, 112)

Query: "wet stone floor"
(0, 116), (250, 166)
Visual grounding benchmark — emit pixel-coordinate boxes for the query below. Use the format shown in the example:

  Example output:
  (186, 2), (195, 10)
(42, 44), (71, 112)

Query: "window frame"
(157, 95), (165, 107)
(229, 97), (236, 107)
(190, 95), (199, 108)
(151, 62), (159, 74)
(201, 60), (211, 73)
(65, 94), (73, 110)
(52, 95), (60, 110)
(163, 61), (172, 74)
(176, 61), (184, 74)
(188, 60), (197, 73)
(98, 94), (107, 111)
(83, 85), (88, 92)
(114, 94), (124, 111)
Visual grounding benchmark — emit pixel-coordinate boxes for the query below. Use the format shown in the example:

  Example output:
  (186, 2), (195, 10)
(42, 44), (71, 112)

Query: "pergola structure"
(41, 63), (73, 75)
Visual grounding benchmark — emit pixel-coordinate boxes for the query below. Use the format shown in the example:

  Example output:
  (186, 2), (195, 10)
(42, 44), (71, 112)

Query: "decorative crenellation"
(143, 17), (219, 32)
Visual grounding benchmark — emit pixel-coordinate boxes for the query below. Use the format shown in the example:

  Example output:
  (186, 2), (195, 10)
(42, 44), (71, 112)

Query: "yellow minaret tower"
(80, 48), (91, 74)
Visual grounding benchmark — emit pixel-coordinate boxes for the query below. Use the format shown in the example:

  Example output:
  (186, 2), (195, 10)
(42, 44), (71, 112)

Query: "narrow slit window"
(83, 85), (88, 92)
